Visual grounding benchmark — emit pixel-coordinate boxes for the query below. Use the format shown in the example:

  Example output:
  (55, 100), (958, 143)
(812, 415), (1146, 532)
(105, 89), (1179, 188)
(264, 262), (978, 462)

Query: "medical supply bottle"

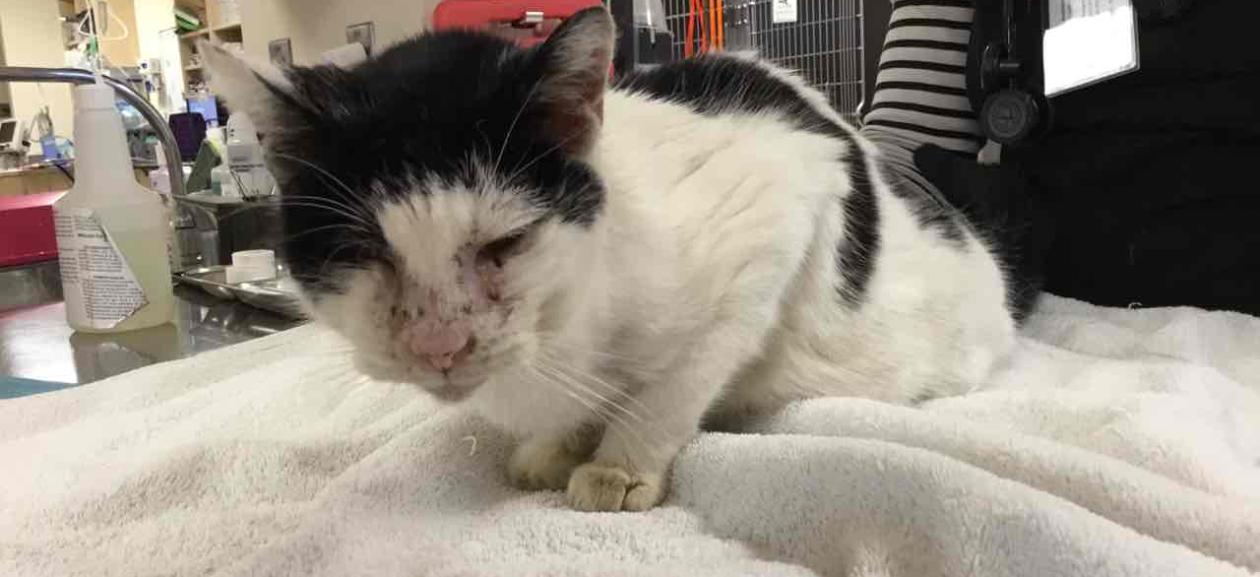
(53, 81), (174, 333)
(225, 111), (274, 197)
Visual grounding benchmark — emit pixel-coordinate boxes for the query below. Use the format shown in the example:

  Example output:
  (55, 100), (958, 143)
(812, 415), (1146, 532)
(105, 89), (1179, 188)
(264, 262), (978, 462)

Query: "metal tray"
(175, 266), (304, 318)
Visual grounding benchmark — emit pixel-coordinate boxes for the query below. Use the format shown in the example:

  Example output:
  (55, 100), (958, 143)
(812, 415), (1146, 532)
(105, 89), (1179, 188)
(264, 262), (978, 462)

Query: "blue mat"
(0, 376), (78, 399)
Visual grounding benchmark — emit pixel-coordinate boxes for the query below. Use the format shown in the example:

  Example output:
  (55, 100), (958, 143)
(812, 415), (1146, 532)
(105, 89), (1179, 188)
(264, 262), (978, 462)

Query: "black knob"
(981, 89), (1040, 145)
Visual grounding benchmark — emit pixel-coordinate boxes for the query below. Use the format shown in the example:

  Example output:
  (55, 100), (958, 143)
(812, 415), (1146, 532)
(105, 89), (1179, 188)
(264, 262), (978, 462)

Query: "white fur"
(490, 72), (1012, 509)
(512, 76), (1015, 510)
(205, 35), (1016, 512)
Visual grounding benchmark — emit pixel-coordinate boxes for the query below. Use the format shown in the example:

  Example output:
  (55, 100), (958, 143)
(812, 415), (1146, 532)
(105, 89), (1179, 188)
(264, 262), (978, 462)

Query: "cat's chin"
(352, 344), (531, 406)
(418, 369), (496, 404)
(421, 383), (475, 404)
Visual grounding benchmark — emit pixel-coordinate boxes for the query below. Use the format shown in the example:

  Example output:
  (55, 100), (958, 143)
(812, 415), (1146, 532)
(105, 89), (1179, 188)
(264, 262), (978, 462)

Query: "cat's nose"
(404, 318), (475, 373)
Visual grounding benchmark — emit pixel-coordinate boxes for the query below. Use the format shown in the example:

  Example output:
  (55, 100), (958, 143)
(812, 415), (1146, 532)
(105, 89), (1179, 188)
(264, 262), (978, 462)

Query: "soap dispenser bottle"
(53, 82), (175, 333)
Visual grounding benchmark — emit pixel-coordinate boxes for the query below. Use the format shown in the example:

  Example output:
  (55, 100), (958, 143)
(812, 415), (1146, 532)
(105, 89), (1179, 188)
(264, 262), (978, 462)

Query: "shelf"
(180, 23), (240, 42)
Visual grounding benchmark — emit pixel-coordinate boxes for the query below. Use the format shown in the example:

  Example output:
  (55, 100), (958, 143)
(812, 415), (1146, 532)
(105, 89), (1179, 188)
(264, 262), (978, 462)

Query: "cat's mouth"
(415, 364), (494, 403)
(372, 340), (522, 403)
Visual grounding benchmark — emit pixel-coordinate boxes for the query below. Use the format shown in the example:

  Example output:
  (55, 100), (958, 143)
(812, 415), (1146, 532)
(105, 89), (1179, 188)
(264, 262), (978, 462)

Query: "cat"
(202, 7), (1028, 512)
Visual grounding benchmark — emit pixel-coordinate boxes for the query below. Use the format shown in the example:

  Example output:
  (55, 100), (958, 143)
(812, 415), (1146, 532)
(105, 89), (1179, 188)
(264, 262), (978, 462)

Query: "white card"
(772, 0), (797, 24)
(1043, 0), (1140, 97)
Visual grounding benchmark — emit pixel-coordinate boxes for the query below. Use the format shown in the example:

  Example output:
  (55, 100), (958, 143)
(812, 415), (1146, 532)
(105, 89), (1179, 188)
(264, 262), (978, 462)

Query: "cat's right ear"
(200, 42), (305, 136)
(530, 7), (615, 156)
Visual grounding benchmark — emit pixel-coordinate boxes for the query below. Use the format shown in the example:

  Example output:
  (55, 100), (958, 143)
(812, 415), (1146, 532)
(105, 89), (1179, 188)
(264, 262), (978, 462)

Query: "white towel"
(2, 295), (1258, 576)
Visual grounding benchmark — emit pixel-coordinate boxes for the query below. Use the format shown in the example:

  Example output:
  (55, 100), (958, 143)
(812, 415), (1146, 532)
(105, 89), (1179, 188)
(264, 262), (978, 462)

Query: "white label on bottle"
(1043, 0), (1139, 96)
(772, 0), (797, 24)
(54, 208), (148, 330)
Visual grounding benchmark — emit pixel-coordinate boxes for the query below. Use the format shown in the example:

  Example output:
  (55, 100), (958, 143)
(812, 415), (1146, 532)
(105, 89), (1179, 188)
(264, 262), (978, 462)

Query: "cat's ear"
(200, 42), (306, 136)
(532, 7), (615, 156)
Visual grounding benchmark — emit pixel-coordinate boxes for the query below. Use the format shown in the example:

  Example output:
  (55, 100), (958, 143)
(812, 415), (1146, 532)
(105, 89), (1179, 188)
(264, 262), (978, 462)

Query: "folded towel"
(2, 295), (1257, 576)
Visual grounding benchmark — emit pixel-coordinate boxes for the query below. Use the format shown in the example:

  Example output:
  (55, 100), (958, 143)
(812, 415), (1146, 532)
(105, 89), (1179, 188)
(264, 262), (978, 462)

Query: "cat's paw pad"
(567, 462), (664, 512)
(508, 439), (584, 491)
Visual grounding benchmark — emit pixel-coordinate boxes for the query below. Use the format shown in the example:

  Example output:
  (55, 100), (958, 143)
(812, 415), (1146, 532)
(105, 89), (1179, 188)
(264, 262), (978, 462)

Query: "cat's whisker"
(503, 131), (585, 185)
(536, 338), (640, 363)
(528, 365), (658, 463)
(533, 332), (641, 362)
(272, 153), (374, 212)
(280, 223), (375, 245)
(277, 194), (375, 220)
(493, 81), (542, 176)
(219, 199), (376, 231)
(532, 359), (648, 425)
(308, 238), (377, 279)
(268, 199), (376, 229)
(528, 365), (620, 426)
(530, 362), (665, 459)
(531, 360), (650, 428)
(531, 361), (623, 414)
(536, 349), (657, 420)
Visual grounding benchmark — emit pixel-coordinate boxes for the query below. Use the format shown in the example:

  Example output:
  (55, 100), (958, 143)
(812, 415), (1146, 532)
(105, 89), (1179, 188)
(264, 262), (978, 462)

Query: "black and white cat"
(203, 8), (1031, 512)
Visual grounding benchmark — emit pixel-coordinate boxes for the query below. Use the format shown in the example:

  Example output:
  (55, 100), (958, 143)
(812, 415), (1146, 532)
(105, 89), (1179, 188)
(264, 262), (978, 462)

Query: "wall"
(0, 0), (74, 135)
(0, 26), (10, 116)
(88, 0), (143, 67)
(133, 0), (173, 60)
(132, 0), (183, 113)
(240, 0), (437, 65)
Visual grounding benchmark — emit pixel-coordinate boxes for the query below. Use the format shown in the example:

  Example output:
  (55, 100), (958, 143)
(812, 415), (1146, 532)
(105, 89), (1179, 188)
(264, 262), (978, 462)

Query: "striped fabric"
(862, 0), (983, 154)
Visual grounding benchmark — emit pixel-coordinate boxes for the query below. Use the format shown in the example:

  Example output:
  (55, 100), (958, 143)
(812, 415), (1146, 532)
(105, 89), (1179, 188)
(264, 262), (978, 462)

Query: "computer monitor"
(0, 119), (17, 150)
(186, 95), (220, 127)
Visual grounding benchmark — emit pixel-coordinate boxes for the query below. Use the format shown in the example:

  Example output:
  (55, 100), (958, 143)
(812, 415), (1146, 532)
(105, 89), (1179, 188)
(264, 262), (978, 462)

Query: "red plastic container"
(0, 191), (65, 268)
(432, 0), (604, 47)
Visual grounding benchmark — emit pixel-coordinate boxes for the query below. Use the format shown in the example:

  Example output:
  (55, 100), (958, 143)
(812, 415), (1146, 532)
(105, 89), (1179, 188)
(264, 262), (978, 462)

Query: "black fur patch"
(619, 55), (886, 304)
(886, 177), (967, 246)
(836, 158), (882, 306)
(247, 31), (607, 289)
(618, 56), (844, 137)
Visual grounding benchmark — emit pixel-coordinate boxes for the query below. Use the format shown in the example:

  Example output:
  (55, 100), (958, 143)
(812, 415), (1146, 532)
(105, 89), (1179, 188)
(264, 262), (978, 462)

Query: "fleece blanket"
(2, 295), (1258, 577)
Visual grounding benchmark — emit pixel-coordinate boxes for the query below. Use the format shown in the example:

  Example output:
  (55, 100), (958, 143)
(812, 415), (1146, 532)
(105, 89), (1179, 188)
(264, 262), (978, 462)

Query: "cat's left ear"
(532, 7), (615, 156)
(200, 41), (309, 137)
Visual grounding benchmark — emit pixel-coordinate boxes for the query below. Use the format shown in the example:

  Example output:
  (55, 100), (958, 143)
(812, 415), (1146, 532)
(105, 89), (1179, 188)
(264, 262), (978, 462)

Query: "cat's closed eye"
(478, 231), (528, 268)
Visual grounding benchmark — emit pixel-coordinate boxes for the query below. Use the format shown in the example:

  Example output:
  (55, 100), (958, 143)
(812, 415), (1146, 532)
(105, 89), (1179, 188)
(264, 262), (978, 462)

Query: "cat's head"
(203, 8), (615, 402)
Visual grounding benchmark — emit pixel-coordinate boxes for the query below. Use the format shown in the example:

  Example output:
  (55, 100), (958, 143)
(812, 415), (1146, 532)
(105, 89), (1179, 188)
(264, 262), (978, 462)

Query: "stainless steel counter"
(0, 286), (304, 385)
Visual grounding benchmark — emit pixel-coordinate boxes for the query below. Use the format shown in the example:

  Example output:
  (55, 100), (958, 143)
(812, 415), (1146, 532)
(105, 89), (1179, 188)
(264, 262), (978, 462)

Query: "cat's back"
(599, 55), (854, 248)
(615, 54), (850, 136)
(603, 54), (1016, 410)
(604, 54), (868, 234)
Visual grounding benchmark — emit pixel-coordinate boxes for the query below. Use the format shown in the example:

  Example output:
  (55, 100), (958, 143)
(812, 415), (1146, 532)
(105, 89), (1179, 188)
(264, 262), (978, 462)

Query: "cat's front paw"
(509, 437), (585, 491)
(567, 462), (664, 512)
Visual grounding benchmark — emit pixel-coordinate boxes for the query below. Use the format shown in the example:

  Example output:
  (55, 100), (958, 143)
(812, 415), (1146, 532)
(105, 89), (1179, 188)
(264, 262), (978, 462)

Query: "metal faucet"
(0, 65), (231, 270)
(0, 66), (185, 197)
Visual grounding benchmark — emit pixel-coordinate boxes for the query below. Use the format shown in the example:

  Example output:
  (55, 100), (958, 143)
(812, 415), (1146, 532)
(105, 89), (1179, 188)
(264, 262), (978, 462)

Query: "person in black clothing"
(866, 0), (1260, 316)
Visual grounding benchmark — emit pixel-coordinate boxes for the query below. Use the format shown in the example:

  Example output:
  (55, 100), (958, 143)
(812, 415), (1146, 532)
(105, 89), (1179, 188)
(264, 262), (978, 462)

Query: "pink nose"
(404, 318), (474, 372)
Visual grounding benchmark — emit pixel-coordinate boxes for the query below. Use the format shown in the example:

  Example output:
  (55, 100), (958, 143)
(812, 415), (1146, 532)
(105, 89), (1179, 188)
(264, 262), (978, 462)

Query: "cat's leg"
(509, 423), (601, 491)
(567, 320), (778, 512)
